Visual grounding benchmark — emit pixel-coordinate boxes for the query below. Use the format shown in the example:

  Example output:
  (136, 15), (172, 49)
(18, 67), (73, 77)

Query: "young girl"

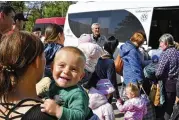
(88, 79), (115, 120)
(116, 83), (147, 120)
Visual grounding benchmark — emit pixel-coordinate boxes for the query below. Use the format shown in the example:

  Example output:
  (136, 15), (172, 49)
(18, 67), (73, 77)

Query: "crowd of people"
(1, 4), (179, 120)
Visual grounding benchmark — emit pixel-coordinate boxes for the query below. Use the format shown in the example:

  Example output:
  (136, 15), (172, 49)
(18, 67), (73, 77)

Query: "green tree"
(5, 1), (25, 13)
(43, 1), (72, 18)
(25, 1), (44, 31)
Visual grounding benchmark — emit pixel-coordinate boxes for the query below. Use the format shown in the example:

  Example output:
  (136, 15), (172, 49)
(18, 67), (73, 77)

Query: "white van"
(64, 1), (179, 84)
(64, 1), (179, 50)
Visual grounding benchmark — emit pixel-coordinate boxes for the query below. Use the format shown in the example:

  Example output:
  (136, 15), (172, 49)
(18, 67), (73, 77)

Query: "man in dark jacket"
(12, 13), (28, 31)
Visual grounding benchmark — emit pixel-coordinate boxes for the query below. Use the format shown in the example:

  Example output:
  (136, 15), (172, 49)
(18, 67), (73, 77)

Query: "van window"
(68, 10), (145, 43)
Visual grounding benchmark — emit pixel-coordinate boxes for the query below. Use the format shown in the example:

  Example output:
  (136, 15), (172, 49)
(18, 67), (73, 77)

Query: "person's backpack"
(114, 54), (123, 75)
(143, 63), (157, 80)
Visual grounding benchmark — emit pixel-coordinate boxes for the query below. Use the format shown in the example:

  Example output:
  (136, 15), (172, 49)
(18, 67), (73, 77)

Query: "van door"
(149, 6), (179, 49)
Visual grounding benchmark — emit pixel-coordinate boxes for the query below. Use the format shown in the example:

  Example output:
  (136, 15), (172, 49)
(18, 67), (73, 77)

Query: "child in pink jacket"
(88, 79), (115, 120)
(78, 34), (103, 85)
(78, 34), (103, 73)
(116, 83), (147, 120)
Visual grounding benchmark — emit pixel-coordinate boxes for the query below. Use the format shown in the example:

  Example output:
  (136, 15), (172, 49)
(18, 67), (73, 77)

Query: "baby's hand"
(41, 99), (62, 118)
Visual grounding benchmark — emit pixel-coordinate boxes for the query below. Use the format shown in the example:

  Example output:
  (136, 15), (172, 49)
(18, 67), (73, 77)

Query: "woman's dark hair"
(103, 36), (118, 56)
(44, 24), (63, 44)
(0, 31), (44, 101)
(0, 5), (15, 15)
(33, 27), (41, 32)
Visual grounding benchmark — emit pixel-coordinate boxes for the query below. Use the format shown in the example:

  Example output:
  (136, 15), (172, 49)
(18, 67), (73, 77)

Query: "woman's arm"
(155, 53), (168, 79)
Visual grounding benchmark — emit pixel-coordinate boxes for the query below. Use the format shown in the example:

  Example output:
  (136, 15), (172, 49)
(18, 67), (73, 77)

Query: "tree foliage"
(43, 1), (71, 18)
(5, 1), (25, 13)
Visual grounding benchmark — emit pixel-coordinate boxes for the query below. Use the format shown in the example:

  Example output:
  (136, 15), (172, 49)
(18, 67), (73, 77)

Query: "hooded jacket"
(116, 97), (147, 120)
(44, 43), (63, 78)
(119, 40), (143, 85)
(88, 87), (115, 120)
(78, 42), (103, 73)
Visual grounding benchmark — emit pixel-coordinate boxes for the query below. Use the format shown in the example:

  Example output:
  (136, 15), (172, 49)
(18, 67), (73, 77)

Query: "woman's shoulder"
(0, 98), (57, 120)
(22, 104), (57, 120)
(98, 58), (114, 64)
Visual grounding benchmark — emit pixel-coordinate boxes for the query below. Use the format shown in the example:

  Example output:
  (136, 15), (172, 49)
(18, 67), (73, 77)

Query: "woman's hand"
(175, 96), (179, 104)
(41, 99), (62, 118)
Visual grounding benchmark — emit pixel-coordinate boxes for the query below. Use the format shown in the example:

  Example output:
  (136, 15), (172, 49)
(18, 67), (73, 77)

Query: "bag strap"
(6, 98), (43, 117)
(140, 85), (148, 96)
(101, 54), (112, 59)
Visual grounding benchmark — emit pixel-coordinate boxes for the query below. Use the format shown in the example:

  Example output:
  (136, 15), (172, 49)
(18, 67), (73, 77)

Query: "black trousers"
(176, 82), (179, 98)
(142, 78), (152, 95)
(156, 92), (176, 120)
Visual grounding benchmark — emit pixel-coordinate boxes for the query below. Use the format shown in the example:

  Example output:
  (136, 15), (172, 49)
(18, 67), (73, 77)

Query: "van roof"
(35, 17), (65, 25)
(68, 1), (179, 13)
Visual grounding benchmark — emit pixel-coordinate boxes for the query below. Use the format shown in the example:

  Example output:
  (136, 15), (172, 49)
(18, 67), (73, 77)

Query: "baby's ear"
(79, 71), (85, 81)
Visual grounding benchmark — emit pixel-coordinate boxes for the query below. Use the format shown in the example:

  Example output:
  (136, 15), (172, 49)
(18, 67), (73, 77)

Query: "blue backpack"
(143, 63), (157, 80)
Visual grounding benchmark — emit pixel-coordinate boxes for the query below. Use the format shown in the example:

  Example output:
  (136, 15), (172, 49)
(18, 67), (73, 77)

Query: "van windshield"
(68, 9), (145, 43)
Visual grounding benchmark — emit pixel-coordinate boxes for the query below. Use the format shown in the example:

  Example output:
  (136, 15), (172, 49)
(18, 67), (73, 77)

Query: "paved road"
(112, 74), (124, 120)
(112, 99), (124, 120)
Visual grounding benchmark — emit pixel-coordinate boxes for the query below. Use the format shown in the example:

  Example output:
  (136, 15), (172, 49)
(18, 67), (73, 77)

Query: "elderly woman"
(118, 31), (145, 86)
(0, 31), (57, 119)
(156, 33), (179, 120)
